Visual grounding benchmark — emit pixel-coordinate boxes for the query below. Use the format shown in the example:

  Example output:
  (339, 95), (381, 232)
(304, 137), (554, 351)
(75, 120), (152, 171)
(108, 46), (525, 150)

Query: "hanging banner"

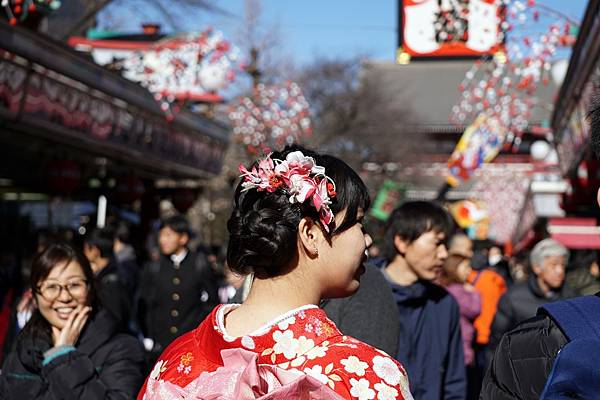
(399, 0), (505, 58)
(447, 113), (508, 186)
(370, 180), (406, 221)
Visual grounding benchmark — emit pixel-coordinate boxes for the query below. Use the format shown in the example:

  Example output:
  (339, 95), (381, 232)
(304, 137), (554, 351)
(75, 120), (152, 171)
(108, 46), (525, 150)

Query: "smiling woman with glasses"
(36, 278), (88, 300)
(0, 242), (145, 399)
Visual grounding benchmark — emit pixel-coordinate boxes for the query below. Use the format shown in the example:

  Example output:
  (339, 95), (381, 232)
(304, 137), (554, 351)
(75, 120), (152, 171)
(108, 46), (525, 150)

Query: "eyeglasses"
(36, 279), (88, 301)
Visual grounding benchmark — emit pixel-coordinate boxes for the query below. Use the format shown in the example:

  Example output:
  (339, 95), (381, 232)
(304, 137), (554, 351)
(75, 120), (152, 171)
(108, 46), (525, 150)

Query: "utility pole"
(246, 47), (262, 89)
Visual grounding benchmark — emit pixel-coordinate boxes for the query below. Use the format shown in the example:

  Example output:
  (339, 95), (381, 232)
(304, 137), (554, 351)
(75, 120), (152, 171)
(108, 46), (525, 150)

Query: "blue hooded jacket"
(385, 275), (466, 400)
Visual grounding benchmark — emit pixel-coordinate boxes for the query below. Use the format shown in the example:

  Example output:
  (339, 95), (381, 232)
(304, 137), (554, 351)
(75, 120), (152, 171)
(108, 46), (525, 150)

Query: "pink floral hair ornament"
(238, 151), (337, 232)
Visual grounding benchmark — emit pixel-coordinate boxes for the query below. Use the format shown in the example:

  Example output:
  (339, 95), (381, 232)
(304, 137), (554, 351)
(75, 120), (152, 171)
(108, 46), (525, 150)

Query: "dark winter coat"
(115, 245), (140, 296)
(489, 275), (575, 352)
(0, 309), (145, 399)
(385, 276), (466, 400)
(138, 251), (220, 352)
(480, 292), (600, 399)
(321, 263), (400, 356)
(96, 260), (132, 333)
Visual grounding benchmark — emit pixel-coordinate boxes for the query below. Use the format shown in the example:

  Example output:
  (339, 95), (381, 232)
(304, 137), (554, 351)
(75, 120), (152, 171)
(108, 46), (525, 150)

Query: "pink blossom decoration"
(239, 151), (336, 232)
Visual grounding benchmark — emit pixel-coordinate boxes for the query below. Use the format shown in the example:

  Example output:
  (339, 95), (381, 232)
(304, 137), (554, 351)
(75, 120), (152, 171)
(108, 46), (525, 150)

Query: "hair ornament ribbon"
(239, 151), (337, 232)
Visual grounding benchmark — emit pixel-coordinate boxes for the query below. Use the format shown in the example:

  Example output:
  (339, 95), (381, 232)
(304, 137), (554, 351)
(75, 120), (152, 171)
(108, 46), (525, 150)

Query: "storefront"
(549, 0), (600, 248)
(0, 21), (230, 257)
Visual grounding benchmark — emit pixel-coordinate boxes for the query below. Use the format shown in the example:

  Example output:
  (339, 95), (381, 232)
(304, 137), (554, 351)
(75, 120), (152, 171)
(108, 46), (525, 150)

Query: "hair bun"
(227, 194), (300, 277)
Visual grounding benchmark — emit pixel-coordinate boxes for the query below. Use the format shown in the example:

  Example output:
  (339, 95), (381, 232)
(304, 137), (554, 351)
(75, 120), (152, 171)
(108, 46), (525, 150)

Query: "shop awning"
(548, 218), (600, 249)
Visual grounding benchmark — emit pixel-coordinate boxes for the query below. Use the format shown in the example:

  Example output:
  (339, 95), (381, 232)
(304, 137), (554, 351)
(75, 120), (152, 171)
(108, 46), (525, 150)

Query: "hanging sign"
(370, 180), (406, 221)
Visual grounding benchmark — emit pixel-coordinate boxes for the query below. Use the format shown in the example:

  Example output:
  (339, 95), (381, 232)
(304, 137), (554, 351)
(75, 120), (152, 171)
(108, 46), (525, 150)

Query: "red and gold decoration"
(121, 28), (240, 120)
(228, 81), (312, 156)
(449, 199), (489, 240)
(2, 0), (60, 25)
(447, 0), (577, 184)
(399, 0), (507, 59)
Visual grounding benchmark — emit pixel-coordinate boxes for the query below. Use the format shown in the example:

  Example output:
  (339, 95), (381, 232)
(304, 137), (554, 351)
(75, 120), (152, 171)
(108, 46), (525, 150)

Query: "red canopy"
(548, 218), (600, 249)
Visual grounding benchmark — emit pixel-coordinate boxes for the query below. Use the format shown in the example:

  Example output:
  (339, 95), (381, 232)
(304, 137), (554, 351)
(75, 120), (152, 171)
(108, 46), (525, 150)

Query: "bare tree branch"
(294, 56), (425, 169)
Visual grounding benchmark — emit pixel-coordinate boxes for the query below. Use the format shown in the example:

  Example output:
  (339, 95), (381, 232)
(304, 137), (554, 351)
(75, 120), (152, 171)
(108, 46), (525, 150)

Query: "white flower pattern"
(241, 335), (255, 350)
(277, 316), (296, 330)
(140, 305), (412, 400)
(341, 355), (368, 376)
(296, 335), (315, 355)
(272, 330), (299, 359)
(149, 360), (166, 381)
(374, 382), (399, 400)
(305, 344), (328, 360)
(350, 378), (376, 400)
(372, 355), (402, 386)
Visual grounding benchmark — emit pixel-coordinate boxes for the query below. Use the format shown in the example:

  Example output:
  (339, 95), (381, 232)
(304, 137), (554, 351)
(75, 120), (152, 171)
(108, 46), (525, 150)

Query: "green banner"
(370, 180), (406, 221)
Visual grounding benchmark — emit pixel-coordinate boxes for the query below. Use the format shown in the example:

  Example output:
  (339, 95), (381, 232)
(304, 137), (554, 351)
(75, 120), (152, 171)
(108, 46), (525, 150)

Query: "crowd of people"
(0, 96), (599, 400)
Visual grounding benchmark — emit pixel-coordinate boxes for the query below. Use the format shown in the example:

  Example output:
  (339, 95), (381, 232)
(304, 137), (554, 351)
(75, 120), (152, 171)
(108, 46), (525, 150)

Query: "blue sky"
(99, 0), (589, 66)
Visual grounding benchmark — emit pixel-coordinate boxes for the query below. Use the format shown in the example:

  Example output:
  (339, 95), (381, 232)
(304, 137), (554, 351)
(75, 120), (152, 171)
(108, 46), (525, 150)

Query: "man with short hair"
(489, 238), (575, 350)
(84, 228), (132, 331)
(138, 215), (220, 363)
(383, 201), (466, 400)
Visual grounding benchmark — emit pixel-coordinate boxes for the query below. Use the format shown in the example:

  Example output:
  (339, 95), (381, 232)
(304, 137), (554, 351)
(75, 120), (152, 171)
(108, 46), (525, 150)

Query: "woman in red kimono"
(138, 146), (413, 400)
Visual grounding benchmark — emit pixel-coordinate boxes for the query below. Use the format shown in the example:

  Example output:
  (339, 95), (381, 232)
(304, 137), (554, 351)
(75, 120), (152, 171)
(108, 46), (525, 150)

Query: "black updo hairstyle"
(227, 145), (370, 278)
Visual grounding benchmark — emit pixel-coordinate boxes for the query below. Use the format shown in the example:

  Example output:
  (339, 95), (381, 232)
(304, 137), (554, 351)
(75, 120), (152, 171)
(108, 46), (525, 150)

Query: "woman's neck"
(224, 273), (320, 337)
(385, 256), (419, 286)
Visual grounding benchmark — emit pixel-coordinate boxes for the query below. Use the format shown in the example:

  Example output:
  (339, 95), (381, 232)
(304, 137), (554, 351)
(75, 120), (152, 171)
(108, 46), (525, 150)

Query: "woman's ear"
(298, 217), (321, 258)
(394, 235), (409, 256)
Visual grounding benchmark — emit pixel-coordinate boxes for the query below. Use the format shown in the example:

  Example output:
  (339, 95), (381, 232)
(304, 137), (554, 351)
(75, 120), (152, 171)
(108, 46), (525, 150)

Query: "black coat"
(138, 251), (219, 351)
(489, 275), (575, 352)
(480, 314), (567, 399)
(481, 292), (600, 399)
(0, 309), (145, 399)
(96, 260), (132, 332)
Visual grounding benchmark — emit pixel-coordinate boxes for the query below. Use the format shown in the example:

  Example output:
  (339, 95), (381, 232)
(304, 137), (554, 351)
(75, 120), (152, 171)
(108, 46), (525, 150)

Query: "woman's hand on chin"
(52, 305), (91, 347)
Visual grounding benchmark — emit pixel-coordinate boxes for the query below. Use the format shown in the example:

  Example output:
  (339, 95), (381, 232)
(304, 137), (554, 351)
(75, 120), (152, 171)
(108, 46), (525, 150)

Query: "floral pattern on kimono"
(138, 304), (413, 400)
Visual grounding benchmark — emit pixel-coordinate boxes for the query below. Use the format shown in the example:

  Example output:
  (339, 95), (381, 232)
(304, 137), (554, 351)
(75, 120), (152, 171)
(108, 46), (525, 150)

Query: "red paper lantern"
(46, 160), (81, 195)
(171, 188), (197, 213)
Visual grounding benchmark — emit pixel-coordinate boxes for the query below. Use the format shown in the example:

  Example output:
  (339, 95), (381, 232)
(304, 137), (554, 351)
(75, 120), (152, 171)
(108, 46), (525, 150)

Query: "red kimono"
(138, 304), (413, 400)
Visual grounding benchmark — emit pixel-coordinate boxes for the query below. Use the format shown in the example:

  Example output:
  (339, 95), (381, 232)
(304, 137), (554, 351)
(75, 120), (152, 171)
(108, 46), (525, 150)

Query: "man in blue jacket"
(382, 201), (466, 400)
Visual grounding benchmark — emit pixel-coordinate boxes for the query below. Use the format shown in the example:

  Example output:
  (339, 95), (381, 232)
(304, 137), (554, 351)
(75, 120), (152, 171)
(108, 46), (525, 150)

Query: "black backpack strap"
(538, 295), (600, 341)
